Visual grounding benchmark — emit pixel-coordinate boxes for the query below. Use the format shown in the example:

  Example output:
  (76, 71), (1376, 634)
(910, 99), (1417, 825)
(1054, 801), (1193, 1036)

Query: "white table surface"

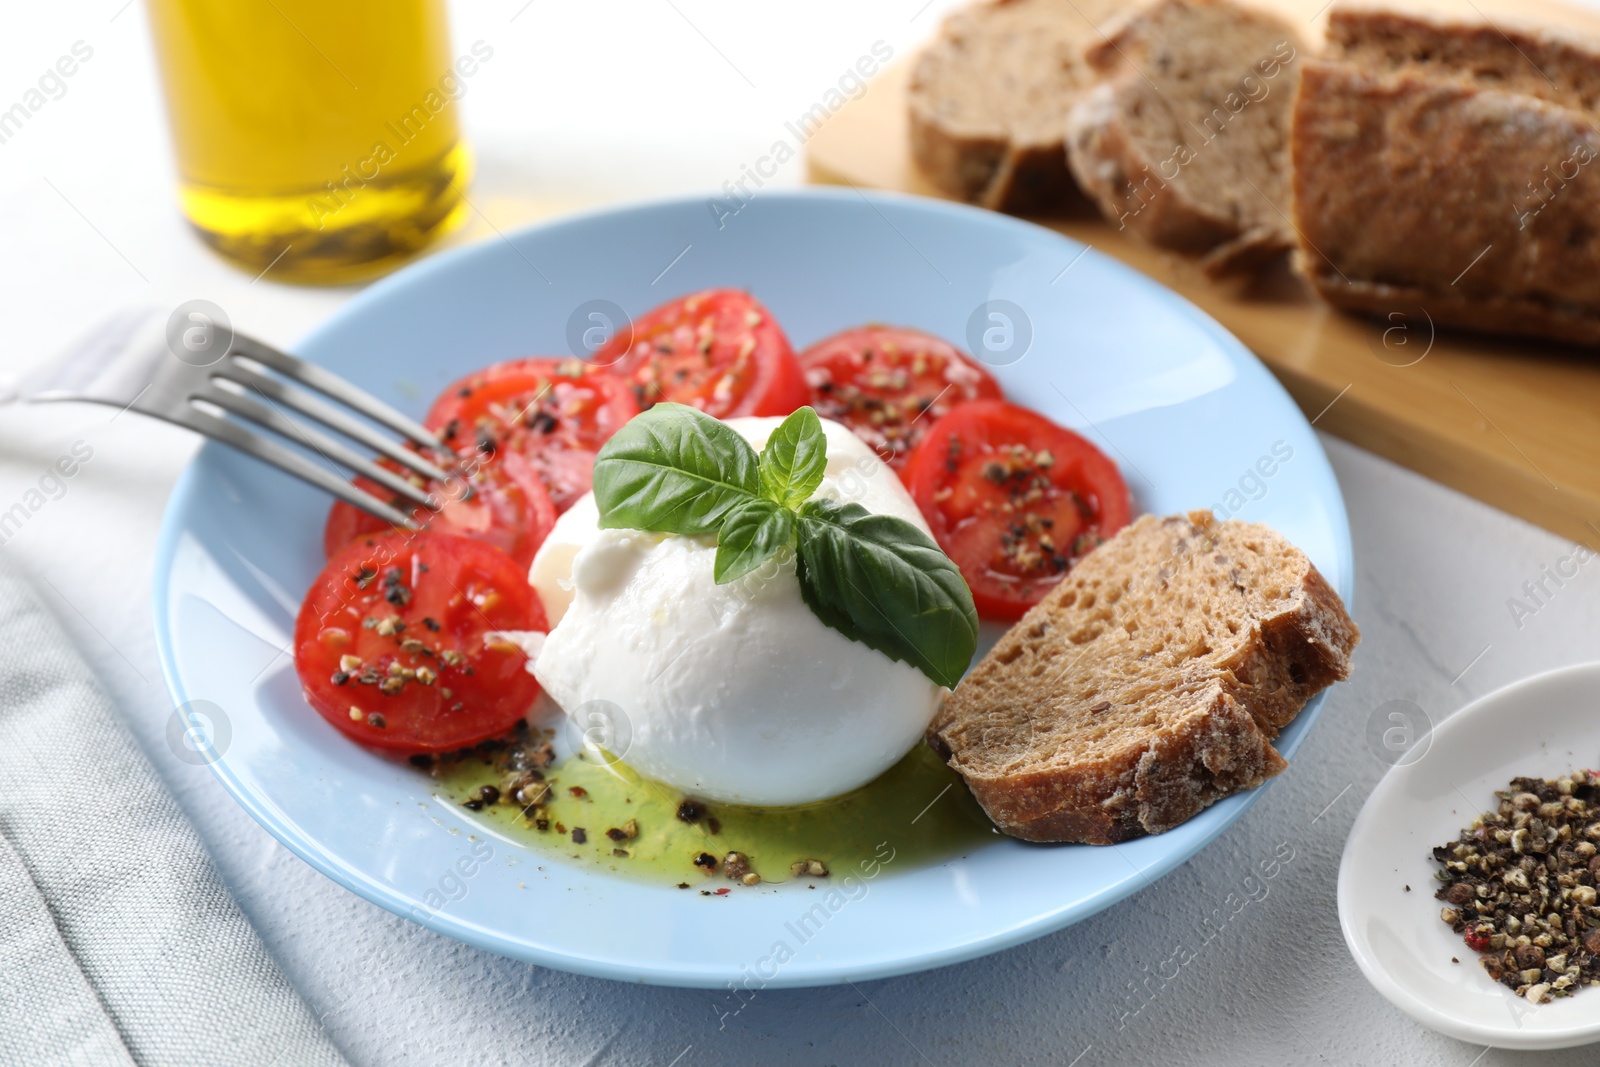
(5, 2), (1599, 1064)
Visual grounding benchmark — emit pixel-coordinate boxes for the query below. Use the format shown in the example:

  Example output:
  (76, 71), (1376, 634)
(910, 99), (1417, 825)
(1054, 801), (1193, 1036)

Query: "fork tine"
(229, 334), (444, 451)
(200, 382), (438, 513)
(213, 358), (455, 484)
(178, 406), (420, 530)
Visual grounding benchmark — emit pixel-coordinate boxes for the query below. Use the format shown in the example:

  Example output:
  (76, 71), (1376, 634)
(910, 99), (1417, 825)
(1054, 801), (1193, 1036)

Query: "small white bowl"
(1339, 663), (1600, 1050)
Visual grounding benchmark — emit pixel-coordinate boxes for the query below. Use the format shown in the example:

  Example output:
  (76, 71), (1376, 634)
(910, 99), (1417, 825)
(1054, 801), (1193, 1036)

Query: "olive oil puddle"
(435, 739), (997, 887)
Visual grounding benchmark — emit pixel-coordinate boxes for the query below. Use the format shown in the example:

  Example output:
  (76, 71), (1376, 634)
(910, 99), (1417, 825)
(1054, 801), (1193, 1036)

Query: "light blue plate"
(152, 189), (1352, 989)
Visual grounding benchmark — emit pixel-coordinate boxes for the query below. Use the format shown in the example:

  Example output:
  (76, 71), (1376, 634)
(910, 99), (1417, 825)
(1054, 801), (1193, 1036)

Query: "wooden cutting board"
(805, 8), (1600, 549)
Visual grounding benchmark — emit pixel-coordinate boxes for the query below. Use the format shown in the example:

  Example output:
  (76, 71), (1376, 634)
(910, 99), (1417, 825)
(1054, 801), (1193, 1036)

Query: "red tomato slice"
(798, 325), (1003, 475)
(424, 358), (639, 512)
(322, 450), (556, 572)
(295, 530), (546, 754)
(905, 400), (1132, 621)
(595, 289), (808, 417)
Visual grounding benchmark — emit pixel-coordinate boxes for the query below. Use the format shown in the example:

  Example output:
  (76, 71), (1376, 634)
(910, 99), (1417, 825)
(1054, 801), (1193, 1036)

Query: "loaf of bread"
(908, 0), (1124, 213)
(928, 511), (1358, 845)
(1291, 3), (1600, 344)
(1065, 0), (1308, 274)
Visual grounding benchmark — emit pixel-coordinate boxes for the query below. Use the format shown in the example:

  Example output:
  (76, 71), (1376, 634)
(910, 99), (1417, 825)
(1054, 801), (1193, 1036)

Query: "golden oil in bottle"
(145, 0), (476, 284)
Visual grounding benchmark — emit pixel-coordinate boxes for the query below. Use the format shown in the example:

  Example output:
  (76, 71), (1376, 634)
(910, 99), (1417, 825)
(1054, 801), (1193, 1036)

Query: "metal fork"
(2, 306), (452, 528)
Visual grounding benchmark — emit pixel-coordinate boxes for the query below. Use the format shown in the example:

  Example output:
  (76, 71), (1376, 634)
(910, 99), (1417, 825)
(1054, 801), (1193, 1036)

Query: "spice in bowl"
(1431, 771), (1600, 1003)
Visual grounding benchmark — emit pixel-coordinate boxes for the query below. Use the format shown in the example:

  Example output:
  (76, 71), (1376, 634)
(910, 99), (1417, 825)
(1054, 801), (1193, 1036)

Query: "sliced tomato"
(295, 530), (546, 754)
(423, 358), (637, 512)
(905, 400), (1132, 621)
(322, 450), (556, 572)
(594, 289), (808, 417)
(798, 325), (1003, 475)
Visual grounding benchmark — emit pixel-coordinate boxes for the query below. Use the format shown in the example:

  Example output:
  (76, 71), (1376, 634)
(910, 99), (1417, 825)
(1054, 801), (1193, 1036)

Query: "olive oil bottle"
(145, 0), (473, 284)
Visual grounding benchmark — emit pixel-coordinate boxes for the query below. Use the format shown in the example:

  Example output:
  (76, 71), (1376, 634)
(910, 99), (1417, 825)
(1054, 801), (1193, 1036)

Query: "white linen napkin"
(0, 554), (347, 1067)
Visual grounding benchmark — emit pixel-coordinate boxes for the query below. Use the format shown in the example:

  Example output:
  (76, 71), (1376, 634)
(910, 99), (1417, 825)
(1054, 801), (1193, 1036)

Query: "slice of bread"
(1291, 3), (1600, 345)
(929, 511), (1358, 844)
(1064, 0), (1308, 275)
(908, 0), (1125, 213)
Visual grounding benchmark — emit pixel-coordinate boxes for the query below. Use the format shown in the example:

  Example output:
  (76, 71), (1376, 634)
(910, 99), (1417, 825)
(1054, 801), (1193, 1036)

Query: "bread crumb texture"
(1064, 0), (1309, 274)
(909, 0), (1124, 212)
(930, 510), (1358, 844)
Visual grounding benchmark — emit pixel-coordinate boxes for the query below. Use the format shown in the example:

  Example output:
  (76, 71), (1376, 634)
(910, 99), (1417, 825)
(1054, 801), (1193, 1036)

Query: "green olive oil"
(436, 741), (997, 887)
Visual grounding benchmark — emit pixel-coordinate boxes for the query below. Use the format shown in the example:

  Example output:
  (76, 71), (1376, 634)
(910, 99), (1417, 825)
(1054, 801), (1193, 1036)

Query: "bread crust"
(1291, 6), (1600, 345)
(906, 106), (1008, 205)
(940, 687), (1288, 843)
(930, 511), (1358, 845)
(908, 107), (1081, 213)
(1296, 267), (1600, 347)
(976, 143), (1082, 215)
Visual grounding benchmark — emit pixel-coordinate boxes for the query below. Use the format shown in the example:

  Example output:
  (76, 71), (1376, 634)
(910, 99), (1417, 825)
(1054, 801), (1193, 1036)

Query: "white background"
(3, 2), (1600, 1064)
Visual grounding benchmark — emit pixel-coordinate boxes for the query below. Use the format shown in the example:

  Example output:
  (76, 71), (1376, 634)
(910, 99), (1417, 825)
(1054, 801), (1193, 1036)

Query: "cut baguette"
(1291, 3), (1600, 345)
(929, 511), (1358, 844)
(1064, 0), (1308, 274)
(908, 0), (1125, 213)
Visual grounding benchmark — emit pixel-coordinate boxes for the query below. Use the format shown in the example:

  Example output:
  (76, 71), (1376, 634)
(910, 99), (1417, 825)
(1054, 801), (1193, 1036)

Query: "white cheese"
(529, 416), (943, 806)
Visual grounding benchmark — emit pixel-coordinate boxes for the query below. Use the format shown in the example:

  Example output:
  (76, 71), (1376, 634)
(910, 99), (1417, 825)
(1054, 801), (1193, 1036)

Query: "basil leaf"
(759, 406), (828, 508)
(714, 498), (797, 585)
(795, 499), (978, 689)
(592, 403), (760, 535)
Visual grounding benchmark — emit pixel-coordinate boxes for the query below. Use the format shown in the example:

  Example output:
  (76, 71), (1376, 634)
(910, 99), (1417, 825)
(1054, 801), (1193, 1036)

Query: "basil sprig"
(592, 404), (978, 688)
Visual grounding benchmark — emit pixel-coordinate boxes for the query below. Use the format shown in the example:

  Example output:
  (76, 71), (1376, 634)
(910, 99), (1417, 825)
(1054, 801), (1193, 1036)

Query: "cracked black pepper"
(1432, 771), (1600, 1004)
